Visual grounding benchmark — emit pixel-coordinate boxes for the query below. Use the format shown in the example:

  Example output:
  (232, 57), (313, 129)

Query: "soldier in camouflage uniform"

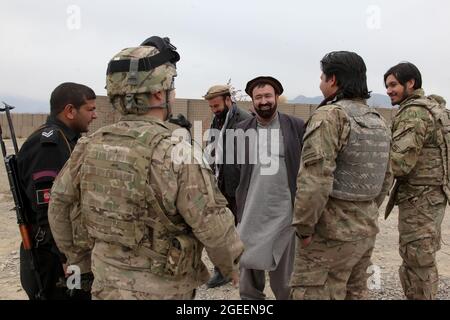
(290, 51), (393, 300)
(47, 37), (244, 300)
(384, 62), (448, 300)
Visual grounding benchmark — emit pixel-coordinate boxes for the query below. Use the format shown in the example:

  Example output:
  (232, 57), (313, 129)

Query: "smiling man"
(384, 62), (449, 300)
(235, 76), (304, 300)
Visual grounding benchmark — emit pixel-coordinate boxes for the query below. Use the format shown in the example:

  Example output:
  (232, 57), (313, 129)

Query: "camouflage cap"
(203, 85), (231, 100)
(106, 46), (177, 98)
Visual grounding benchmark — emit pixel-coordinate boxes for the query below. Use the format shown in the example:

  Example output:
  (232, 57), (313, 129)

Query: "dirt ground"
(0, 139), (449, 300)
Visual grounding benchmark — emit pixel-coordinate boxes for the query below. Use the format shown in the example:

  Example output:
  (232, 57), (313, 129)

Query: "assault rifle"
(0, 102), (45, 299)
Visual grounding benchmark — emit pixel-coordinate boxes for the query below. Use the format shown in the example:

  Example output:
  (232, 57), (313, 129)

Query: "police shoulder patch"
(40, 127), (59, 145)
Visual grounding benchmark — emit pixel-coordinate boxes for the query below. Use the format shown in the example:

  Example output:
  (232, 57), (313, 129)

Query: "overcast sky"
(1, 0), (449, 112)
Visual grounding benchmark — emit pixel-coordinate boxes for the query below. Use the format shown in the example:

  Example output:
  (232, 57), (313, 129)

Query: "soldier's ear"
(330, 74), (338, 87)
(153, 91), (164, 102)
(406, 79), (415, 91)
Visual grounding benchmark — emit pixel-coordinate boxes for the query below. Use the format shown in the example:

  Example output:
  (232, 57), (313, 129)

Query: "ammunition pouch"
(164, 234), (202, 279)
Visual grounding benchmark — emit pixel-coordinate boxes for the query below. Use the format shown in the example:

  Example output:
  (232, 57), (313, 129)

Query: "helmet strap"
(165, 90), (172, 120)
(139, 90), (172, 120)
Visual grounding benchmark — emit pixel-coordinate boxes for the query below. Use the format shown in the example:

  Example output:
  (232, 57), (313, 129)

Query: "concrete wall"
(0, 113), (48, 139)
(1, 96), (398, 139)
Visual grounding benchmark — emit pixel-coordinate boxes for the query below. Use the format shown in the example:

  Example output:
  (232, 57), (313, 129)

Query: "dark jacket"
(209, 104), (251, 199)
(234, 112), (305, 223)
(17, 116), (79, 227)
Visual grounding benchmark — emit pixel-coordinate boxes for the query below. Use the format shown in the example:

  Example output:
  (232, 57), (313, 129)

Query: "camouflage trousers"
(92, 286), (196, 300)
(289, 234), (376, 300)
(397, 186), (446, 300)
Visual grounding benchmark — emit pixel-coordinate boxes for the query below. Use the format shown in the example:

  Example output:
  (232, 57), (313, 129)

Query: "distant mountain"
(290, 93), (392, 108)
(290, 95), (323, 105)
(368, 93), (392, 108)
(0, 95), (48, 113)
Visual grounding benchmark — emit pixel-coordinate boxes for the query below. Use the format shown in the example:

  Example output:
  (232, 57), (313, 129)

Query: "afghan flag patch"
(36, 188), (51, 205)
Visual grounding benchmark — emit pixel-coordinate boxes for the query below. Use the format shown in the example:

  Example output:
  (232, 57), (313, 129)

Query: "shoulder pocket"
(303, 120), (323, 142)
(392, 124), (417, 153)
(302, 150), (324, 167)
(301, 120), (325, 167)
(392, 123), (416, 140)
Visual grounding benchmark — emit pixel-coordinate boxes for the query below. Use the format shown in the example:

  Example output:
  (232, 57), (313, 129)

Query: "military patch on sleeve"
(42, 129), (54, 138)
(40, 128), (59, 144)
(36, 188), (51, 205)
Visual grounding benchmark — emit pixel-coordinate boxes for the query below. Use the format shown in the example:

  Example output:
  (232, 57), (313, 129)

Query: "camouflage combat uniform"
(290, 99), (392, 300)
(386, 89), (448, 300)
(48, 115), (244, 300)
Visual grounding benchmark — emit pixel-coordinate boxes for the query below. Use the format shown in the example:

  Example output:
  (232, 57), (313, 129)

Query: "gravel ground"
(194, 258), (450, 300)
(1, 192), (450, 300)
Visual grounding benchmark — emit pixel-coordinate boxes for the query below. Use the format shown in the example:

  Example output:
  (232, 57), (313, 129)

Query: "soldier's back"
(81, 115), (210, 299)
(313, 100), (390, 241)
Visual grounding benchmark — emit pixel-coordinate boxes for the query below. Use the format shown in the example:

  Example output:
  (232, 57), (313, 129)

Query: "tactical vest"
(330, 100), (391, 201)
(398, 95), (450, 194)
(80, 119), (202, 279)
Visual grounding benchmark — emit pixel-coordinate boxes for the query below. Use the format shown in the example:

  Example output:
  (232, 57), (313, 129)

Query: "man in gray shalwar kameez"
(234, 76), (304, 300)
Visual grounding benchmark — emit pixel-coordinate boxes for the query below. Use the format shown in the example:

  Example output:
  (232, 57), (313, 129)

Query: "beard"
(254, 102), (277, 119)
(390, 90), (409, 106)
(215, 106), (229, 119)
(74, 122), (89, 133)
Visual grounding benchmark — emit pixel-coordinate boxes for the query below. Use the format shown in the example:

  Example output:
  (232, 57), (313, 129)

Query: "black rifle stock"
(0, 103), (45, 299)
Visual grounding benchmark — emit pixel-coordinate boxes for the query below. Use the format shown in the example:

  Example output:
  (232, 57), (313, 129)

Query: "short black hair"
(50, 82), (96, 116)
(320, 51), (371, 100)
(384, 62), (422, 90)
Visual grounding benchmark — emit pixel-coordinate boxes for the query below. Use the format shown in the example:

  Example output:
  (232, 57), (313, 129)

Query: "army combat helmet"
(106, 36), (180, 115)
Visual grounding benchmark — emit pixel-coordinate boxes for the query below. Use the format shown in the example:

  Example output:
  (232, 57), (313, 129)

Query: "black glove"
(168, 114), (192, 130)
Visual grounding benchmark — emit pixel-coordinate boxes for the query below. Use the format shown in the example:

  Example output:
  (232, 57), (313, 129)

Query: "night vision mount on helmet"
(106, 36), (180, 115)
